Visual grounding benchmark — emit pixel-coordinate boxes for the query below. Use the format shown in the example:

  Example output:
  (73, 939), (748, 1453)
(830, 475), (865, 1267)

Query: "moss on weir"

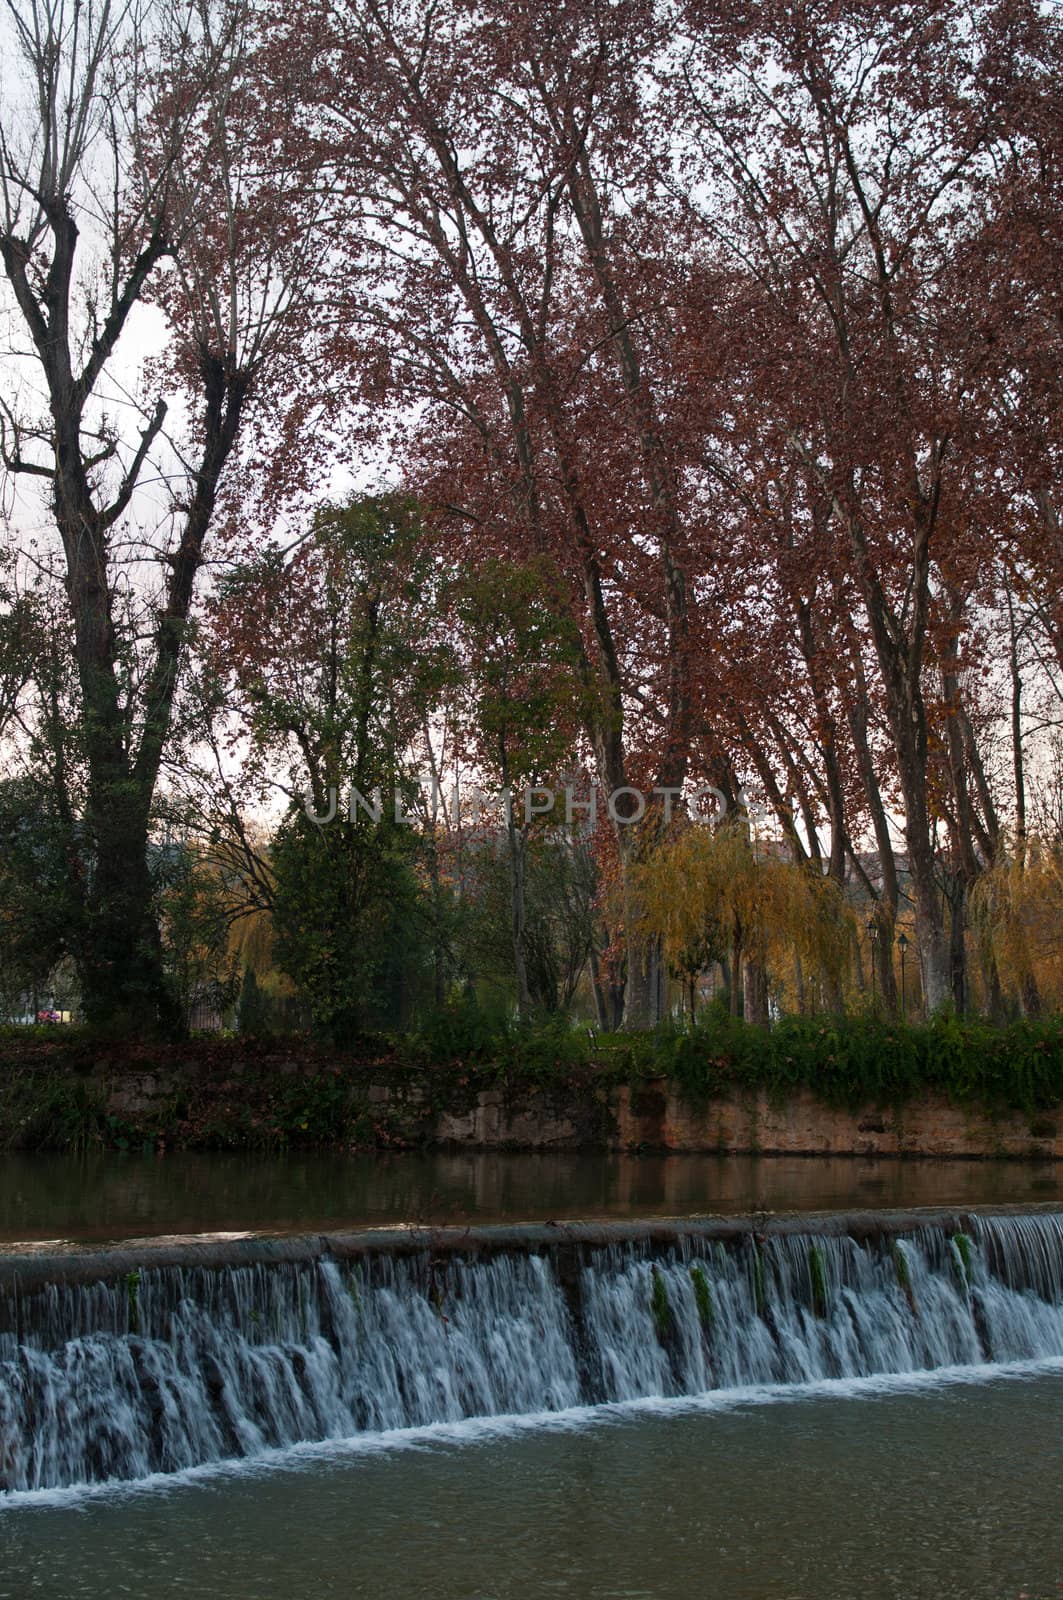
(952, 1232), (973, 1288)
(651, 1267), (672, 1340)
(125, 1270), (141, 1333)
(751, 1246), (766, 1319)
(808, 1244), (828, 1318)
(690, 1263), (715, 1332)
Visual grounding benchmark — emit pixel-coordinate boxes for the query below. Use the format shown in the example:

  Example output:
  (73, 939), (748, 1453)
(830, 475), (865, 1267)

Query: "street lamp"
(867, 915), (879, 1003)
(897, 931), (909, 1018)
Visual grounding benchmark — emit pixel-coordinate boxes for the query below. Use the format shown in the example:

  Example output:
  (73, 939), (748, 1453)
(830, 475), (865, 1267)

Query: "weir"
(2, 1208), (1063, 1494)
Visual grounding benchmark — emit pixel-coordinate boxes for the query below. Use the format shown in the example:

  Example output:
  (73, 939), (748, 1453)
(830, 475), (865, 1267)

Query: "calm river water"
(1, 1367), (1061, 1598)
(2, 1148), (1062, 1245)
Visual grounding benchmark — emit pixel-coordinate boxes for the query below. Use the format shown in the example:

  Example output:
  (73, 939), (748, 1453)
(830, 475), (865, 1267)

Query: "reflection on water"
(0, 1148), (1060, 1244)
(1, 1372), (1061, 1598)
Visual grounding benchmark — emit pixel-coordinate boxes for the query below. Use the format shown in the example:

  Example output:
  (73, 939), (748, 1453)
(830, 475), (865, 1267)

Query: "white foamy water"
(3, 1213), (1063, 1496)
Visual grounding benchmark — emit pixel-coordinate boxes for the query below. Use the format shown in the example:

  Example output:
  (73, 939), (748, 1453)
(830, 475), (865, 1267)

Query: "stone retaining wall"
(405, 1079), (1061, 1160)
(5, 1042), (1060, 1159)
(610, 1081), (1060, 1160)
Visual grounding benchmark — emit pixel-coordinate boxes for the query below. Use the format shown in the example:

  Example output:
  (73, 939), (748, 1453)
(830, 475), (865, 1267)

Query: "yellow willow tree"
(971, 844), (1063, 1014)
(636, 821), (853, 1022)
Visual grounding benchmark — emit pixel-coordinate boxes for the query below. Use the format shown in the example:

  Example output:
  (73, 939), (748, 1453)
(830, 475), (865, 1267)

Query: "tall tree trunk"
(946, 873), (968, 1015)
(62, 355), (245, 1032)
(981, 943), (1008, 1022)
(743, 953), (769, 1025)
(793, 947), (807, 1014)
(502, 761), (532, 1016)
(907, 830), (951, 1014)
(729, 927), (744, 1019)
(1003, 576), (1042, 1016)
(589, 946), (610, 1031)
(621, 889), (659, 1028)
(847, 661), (901, 1013)
(840, 502), (950, 1011)
(851, 924), (867, 999)
(873, 911), (897, 1014)
(81, 784), (173, 1033)
(1005, 573), (1029, 864)
(1021, 971), (1043, 1018)
(58, 476), (179, 1032)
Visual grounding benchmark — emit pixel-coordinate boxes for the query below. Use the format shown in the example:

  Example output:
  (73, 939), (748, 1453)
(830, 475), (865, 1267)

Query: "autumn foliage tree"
(266, 0), (732, 1025)
(5, 0), (1063, 1033)
(262, 0), (1056, 1022)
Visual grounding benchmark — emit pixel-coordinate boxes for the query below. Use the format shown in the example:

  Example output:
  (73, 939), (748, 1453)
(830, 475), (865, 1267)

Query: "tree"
(281, 0), (717, 1025)
(0, 559), (35, 741)
(673, 0), (1050, 1010)
(11, 0), (1046, 1034)
(972, 841), (1063, 1015)
(637, 819), (852, 1022)
(450, 555), (587, 1017)
(157, 842), (240, 1030)
(0, 775), (81, 1013)
(459, 824), (599, 1016)
(236, 965), (269, 1034)
(269, 808), (427, 1041)
(0, 0), (328, 1030)
(211, 495), (448, 1039)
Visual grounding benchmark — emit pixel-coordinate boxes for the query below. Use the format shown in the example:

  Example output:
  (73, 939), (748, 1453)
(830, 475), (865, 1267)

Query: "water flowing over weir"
(2, 1210), (1063, 1494)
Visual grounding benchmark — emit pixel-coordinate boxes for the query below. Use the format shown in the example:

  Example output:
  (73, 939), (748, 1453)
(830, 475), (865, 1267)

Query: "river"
(2, 1148), (1062, 1245)
(2, 1369), (1061, 1598)
(3, 1150), (1063, 1596)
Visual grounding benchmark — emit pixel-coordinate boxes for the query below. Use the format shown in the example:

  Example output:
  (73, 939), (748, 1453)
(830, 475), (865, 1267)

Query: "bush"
(405, 1007), (1063, 1113)
(634, 1011), (1063, 1114)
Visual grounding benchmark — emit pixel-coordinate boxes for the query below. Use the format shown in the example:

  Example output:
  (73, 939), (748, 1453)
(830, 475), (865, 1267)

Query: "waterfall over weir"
(3, 1210), (1063, 1493)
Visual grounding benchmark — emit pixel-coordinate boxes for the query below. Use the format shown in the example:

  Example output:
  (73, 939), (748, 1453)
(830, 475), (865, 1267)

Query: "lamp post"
(867, 915), (879, 1004)
(897, 931), (909, 1018)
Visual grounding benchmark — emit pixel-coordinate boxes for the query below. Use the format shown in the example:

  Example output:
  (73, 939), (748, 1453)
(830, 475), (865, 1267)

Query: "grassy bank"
(2, 1009), (1063, 1153)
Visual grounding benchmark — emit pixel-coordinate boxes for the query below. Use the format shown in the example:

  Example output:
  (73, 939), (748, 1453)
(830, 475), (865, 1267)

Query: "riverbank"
(2, 1014), (1063, 1159)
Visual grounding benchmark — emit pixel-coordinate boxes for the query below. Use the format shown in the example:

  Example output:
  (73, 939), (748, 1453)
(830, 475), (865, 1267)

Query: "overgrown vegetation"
(808, 1245), (828, 1318)
(3, 1006), (1063, 1153)
(408, 997), (1063, 1113)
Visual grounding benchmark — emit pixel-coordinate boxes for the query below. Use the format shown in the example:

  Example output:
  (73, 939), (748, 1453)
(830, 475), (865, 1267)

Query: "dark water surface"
(2, 1149), (1062, 1246)
(2, 1369), (1061, 1598)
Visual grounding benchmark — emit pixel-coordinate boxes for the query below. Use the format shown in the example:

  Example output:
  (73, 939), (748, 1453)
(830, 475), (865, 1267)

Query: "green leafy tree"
(451, 557), (589, 1017)
(464, 828), (598, 1015)
(214, 496), (448, 1041)
(157, 846), (241, 1031)
(270, 810), (428, 1041)
(0, 776), (82, 1015)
